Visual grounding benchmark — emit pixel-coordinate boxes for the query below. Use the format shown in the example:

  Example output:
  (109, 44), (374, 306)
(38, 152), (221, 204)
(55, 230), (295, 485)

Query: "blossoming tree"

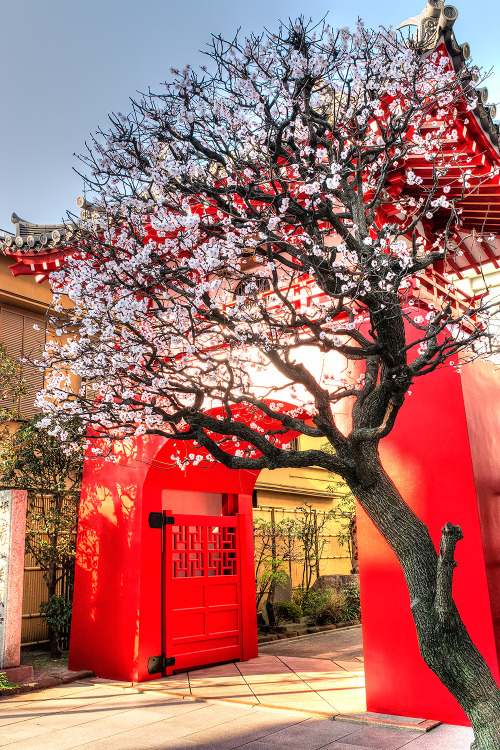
(38, 13), (500, 748)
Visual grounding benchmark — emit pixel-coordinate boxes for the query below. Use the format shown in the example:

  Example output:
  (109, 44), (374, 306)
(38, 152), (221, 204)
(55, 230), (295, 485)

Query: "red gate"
(162, 513), (243, 675)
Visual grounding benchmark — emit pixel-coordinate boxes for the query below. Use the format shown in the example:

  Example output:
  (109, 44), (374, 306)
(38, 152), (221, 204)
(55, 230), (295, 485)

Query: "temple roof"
(0, 198), (97, 280)
(2, 2), (500, 282)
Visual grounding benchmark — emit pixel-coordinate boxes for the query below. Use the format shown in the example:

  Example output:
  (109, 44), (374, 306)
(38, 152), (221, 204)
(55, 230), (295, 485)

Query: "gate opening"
(68, 434), (260, 683)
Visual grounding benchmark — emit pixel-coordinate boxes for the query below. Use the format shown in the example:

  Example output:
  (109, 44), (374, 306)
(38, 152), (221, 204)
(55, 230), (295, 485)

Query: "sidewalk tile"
(31, 692), (202, 729)
(319, 744), (382, 750)
(234, 717), (360, 747)
(43, 717), (202, 750)
(246, 679), (309, 694)
(0, 683), (99, 707)
(0, 720), (56, 745)
(393, 723), (474, 749)
(164, 703), (255, 730)
(0, 708), (181, 750)
(0, 693), (130, 728)
(247, 686), (323, 699)
(328, 724), (421, 748)
(189, 675), (251, 687)
(140, 675), (190, 691)
(237, 671), (302, 684)
(331, 661), (365, 675)
(278, 657), (342, 672)
(154, 715), (312, 749)
(190, 685), (256, 699)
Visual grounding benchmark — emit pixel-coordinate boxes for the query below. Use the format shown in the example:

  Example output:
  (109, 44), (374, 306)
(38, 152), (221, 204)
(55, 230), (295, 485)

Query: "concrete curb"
(335, 713), (441, 732)
(0, 670), (94, 699)
(258, 622), (362, 646)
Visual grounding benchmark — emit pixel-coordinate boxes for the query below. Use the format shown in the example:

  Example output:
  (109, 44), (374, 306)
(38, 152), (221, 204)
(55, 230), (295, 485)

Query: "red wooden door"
(163, 513), (243, 675)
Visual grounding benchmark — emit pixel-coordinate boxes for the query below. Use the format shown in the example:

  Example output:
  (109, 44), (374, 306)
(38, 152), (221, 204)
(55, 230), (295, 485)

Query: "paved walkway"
(143, 628), (427, 729)
(0, 679), (475, 749)
(143, 651), (444, 733)
(144, 654), (367, 717)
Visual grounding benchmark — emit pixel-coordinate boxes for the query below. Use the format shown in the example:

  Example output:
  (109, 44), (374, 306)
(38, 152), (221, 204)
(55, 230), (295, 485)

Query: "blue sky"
(1, 0), (499, 231)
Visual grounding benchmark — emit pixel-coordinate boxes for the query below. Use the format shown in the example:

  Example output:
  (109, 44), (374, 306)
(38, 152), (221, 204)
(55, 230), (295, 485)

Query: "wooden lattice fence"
(21, 491), (78, 648)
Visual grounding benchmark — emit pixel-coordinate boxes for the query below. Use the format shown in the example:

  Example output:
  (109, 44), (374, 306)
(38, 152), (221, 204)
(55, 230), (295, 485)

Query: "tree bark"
(267, 508), (277, 629)
(49, 626), (62, 661)
(45, 561), (62, 660)
(350, 444), (500, 750)
(349, 516), (358, 574)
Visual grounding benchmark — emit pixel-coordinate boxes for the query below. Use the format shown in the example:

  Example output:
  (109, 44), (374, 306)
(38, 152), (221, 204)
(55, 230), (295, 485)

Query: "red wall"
(69, 436), (164, 681)
(462, 360), (500, 667)
(358, 359), (500, 725)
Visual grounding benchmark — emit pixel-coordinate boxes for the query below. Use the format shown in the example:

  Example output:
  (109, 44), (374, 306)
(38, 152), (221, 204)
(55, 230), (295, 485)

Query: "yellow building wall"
(0, 255), (53, 315)
(254, 434), (354, 588)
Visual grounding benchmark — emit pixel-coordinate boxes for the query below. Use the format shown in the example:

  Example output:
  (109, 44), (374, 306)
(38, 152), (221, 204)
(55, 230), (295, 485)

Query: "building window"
(234, 277), (271, 299)
(0, 307), (46, 420)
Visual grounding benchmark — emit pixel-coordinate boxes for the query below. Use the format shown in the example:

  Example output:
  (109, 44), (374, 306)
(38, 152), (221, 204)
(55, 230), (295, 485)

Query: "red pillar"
(358, 358), (500, 725)
(68, 435), (166, 682)
(236, 494), (259, 661)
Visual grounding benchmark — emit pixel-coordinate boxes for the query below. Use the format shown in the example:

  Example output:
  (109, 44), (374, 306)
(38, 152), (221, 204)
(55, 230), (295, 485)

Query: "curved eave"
(429, 36), (500, 162)
(6, 245), (72, 282)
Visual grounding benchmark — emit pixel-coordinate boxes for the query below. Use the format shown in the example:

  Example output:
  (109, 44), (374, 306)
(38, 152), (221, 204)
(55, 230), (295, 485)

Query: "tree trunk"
(45, 561), (62, 660)
(266, 509), (277, 628)
(349, 516), (358, 574)
(349, 444), (500, 750)
(49, 626), (62, 660)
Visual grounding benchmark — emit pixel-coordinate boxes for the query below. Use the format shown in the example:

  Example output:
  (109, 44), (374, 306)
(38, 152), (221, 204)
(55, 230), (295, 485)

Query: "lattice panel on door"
(171, 522), (238, 578)
(207, 526), (237, 576)
(172, 525), (204, 578)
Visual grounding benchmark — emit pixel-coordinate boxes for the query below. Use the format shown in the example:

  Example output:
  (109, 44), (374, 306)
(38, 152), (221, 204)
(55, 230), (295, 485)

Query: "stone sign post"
(0, 489), (33, 683)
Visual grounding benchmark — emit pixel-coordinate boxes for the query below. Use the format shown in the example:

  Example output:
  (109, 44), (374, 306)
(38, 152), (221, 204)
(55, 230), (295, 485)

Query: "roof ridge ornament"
(397, 1), (458, 50)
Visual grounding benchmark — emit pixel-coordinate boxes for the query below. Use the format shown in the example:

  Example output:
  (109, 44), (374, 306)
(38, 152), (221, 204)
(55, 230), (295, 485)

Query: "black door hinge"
(147, 655), (175, 674)
(148, 512), (175, 528)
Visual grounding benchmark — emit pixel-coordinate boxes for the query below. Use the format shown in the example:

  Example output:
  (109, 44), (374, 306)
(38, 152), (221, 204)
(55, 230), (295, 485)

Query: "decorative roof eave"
(398, 1), (500, 159)
(0, 197), (103, 282)
(0, 213), (75, 254)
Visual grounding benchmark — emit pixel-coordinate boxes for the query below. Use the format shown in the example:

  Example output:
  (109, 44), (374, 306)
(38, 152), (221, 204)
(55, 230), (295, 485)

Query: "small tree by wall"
(253, 514), (289, 623)
(329, 484), (358, 574)
(0, 342), (26, 421)
(0, 417), (83, 658)
(294, 502), (335, 591)
(254, 503), (342, 615)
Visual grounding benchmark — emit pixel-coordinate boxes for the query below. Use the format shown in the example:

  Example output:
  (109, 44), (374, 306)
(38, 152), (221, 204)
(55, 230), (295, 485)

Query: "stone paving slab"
(60, 638), (440, 735)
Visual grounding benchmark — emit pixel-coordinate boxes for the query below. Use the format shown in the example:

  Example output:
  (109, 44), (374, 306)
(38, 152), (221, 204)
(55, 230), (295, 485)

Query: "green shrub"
(40, 595), (72, 631)
(292, 585), (317, 611)
(324, 589), (348, 624)
(293, 584), (361, 626)
(273, 601), (303, 625)
(300, 590), (331, 624)
(0, 673), (17, 691)
(343, 582), (361, 621)
(292, 586), (307, 610)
